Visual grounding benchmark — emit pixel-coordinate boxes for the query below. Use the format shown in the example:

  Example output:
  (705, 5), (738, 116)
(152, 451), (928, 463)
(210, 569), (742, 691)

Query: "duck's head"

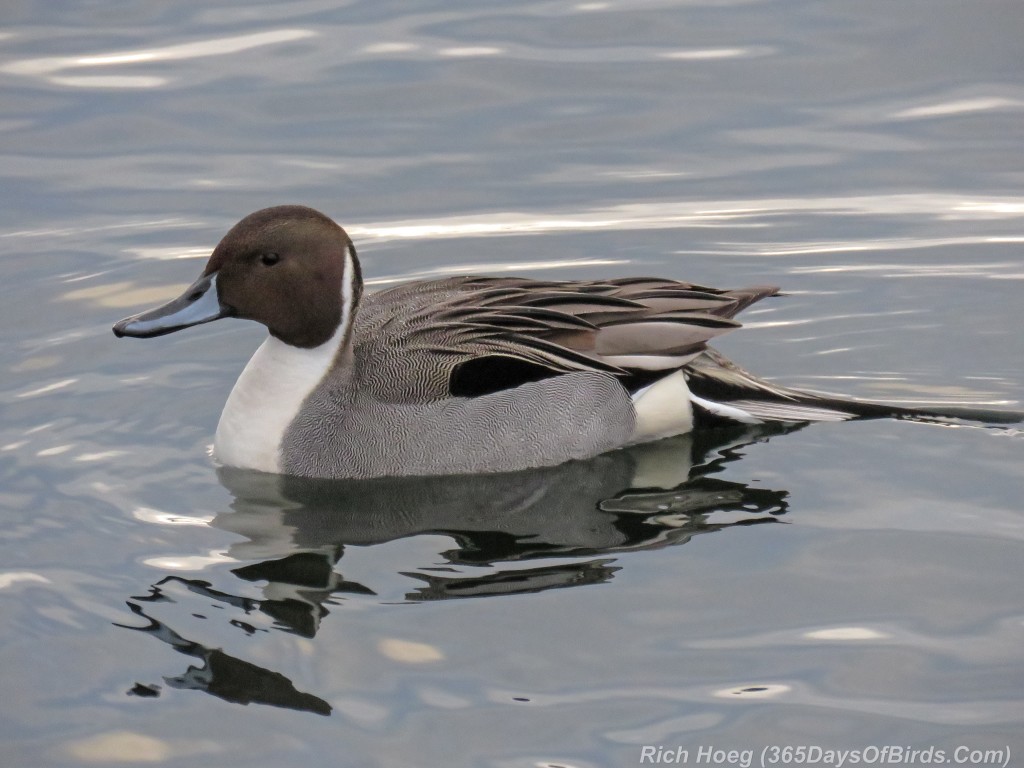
(113, 205), (361, 348)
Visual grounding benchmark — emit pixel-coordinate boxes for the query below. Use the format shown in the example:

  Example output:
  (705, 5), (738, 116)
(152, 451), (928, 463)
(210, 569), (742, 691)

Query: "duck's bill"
(113, 273), (232, 338)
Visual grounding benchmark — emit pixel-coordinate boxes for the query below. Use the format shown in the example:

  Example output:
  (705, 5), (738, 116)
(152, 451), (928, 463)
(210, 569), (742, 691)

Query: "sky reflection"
(2, 29), (316, 88)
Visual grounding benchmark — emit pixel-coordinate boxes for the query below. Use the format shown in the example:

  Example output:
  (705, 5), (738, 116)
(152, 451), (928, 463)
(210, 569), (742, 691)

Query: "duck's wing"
(353, 276), (779, 401)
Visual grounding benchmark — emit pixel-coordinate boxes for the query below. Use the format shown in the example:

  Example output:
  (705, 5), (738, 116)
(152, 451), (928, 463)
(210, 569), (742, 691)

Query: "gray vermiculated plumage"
(281, 276), (778, 478)
(283, 370), (636, 478)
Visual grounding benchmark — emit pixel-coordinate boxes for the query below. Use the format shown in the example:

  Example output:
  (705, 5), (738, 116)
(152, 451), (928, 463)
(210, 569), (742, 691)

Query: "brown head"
(113, 206), (362, 348)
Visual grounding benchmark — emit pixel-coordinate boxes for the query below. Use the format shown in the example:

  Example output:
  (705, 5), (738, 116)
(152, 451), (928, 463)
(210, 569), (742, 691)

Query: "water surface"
(1, 2), (1022, 766)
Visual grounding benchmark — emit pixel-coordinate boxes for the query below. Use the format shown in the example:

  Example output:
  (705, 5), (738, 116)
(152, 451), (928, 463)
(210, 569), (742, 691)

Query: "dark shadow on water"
(119, 424), (797, 716)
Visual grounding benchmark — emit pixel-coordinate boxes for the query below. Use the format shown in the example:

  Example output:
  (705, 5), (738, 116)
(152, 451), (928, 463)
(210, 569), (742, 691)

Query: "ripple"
(132, 507), (213, 527)
(892, 97), (1024, 120)
(490, 679), (1022, 726)
(377, 638), (445, 664)
(437, 46), (505, 57)
(349, 193), (1024, 244)
(142, 552), (234, 570)
(0, 572), (51, 590)
(714, 683), (791, 699)
(660, 46), (772, 61)
(2, 29), (317, 88)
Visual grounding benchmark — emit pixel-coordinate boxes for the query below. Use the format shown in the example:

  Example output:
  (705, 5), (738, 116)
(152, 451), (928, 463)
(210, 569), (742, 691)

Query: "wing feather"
(352, 275), (779, 402)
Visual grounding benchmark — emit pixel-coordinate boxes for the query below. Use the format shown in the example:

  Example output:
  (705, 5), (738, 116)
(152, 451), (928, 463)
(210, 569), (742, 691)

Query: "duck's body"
(215, 269), (774, 477)
(113, 205), (1019, 479)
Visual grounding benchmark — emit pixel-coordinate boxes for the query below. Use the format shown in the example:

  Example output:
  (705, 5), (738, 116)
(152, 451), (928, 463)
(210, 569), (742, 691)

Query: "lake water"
(1, 2), (1023, 766)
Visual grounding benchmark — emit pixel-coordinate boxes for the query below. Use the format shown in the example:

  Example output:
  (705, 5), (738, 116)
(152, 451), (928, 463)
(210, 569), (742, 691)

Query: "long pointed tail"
(687, 349), (1023, 427)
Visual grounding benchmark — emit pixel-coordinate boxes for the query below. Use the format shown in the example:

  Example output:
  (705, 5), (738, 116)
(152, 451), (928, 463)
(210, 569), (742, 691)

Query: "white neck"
(212, 247), (355, 474)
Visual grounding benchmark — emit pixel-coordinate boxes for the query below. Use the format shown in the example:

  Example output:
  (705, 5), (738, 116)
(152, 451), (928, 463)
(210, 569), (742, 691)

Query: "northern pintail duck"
(113, 205), (1019, 478)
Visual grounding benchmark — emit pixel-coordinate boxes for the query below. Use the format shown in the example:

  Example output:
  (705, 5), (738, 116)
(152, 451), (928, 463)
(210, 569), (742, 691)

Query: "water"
(2, 2), (1023, 766)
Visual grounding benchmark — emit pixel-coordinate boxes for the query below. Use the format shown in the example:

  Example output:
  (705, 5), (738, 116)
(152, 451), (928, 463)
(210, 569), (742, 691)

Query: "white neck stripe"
(337, 244), (355, 348)
(212, 250), (355, 474)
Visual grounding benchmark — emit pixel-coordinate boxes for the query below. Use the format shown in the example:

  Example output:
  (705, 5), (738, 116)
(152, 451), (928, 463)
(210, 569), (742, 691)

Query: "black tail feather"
(688, 349), (1023, 428)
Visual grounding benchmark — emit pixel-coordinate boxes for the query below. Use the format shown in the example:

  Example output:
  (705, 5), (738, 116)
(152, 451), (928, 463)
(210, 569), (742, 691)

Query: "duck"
(113, 205), (1019, 479)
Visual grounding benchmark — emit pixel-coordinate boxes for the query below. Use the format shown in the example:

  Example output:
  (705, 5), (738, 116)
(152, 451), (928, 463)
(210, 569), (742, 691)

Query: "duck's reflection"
(122, 424), (795, 715)
(121, 598), (333, 715)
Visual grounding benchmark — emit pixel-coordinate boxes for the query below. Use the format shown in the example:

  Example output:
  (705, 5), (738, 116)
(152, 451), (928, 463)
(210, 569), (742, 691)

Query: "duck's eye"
(260, 252), (280, 267)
